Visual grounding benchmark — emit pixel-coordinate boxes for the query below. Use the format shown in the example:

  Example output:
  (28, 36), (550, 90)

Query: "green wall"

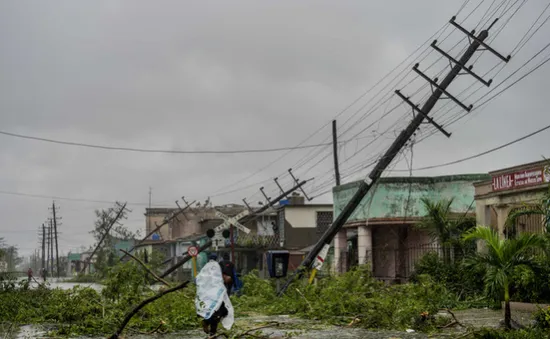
(333, 174), (490, 221)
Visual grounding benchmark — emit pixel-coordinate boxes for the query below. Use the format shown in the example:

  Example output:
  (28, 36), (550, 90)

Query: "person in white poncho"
(195, 253), (234, 337)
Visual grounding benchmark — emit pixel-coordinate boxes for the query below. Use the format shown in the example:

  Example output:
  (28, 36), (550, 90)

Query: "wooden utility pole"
(41, 223), (46, 273)
(81, 203), (128, 273)
(332, 120), (341, 186)
(52, 202), (60, 278)
(158, 179), (311, 281)
(278, 17), (509, 296)
(120, 199), (195, 261)
(49, 220), (54, 276)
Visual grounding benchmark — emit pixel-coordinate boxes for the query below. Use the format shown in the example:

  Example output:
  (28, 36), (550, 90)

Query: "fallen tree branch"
(438, 308), (466, 329)
(348, 314), (364, 327)
(31, 276), (47, 289)
(211, 322), (280, 339)
(295, 288), (313, 312)
(119, 249), (171, 287)
(126, 320), (166, 335)
(107, 280), (189, 339)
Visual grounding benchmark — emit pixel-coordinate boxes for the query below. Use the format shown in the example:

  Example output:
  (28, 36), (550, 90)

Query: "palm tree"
(463, 226), (546, 329)
(416, 198), (476, 264)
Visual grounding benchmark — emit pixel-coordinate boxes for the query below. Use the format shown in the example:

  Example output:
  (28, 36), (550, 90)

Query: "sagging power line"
(279, 14), (510, 295)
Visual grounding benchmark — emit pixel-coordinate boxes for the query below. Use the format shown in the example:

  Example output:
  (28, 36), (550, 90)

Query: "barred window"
(316, 211), (333, 234)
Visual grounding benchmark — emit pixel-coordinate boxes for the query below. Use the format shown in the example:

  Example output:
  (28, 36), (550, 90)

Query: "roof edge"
(333, 174), (490, 193)
(489, 159), (550, 176)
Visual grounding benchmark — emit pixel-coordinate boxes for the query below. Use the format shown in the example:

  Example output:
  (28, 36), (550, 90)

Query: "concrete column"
(332, 229), (348, 274)
(496, 204), (511, 239)
(475, 201), (491, 226)
(475, 202), (492, 252)
(357, 225), (372, 266)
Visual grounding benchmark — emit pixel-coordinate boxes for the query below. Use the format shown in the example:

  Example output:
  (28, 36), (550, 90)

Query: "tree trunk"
(504, 285), (511, 330)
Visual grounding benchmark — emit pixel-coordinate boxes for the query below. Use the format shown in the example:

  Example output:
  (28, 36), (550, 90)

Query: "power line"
(420, 34), (550, 142)
(0, 129), (337, 155)
(207, 2), (473, 196)
(390, 122), (550, 172)
(0, 190), (162, 206)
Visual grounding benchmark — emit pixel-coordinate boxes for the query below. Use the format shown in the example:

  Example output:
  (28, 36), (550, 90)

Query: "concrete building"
(474, 160), (550, 238)
(274, 193), (333, 271)
(332, 174), (489, 282)
(144, 195), (333, 276)
(145, 204), (278, 245)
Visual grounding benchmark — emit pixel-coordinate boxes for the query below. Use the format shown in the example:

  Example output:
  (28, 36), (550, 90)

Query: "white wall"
(285, 206), (333, 228)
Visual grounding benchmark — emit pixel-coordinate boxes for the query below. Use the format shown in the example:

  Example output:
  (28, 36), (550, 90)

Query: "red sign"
(492, 166), (550, 192)
(187, 246), (199, 257)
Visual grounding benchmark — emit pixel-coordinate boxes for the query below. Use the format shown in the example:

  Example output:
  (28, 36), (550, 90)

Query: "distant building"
(144, 195), (333, 277)
(475, 159), (550, 238)
(332, 174), (489, 282)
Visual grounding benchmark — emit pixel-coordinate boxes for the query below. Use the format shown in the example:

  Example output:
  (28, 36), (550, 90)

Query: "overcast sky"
(1, 0), (549, 256)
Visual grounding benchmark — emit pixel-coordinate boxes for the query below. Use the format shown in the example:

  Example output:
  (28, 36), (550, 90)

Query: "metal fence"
(338, 244), (463, 281)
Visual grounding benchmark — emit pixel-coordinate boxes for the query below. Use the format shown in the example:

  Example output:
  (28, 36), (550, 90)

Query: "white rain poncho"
(195, 261), (234, 330)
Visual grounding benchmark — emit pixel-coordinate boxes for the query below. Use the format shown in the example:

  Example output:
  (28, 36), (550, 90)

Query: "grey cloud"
(0, 0), (549, 255)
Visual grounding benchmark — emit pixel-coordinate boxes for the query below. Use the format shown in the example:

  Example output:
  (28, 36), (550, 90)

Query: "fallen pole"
(108, 280), (190, 339)
(156, 240), (212, 282)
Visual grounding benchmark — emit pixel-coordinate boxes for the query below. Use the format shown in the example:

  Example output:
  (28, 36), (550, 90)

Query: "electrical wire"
(0, 190), (157, 206)
(390, 122), (550, 172)
(204, 0), (477, 199)
(419, 11), (550, 142)
(0, 130), (343, 155)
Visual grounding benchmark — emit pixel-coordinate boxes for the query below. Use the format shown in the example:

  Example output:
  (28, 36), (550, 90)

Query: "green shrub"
(235, 266), (453, 331)
(509, 257), (550, 303)
(410, 252), (487, 304)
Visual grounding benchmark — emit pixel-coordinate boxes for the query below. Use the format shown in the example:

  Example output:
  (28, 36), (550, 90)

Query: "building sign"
(492, 165), (550, 192)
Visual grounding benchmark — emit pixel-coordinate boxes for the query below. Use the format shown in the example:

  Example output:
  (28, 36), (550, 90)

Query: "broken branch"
(119, 249), (171, 287)
(295, 288), (313, 312)
(107, 280), (189, 339)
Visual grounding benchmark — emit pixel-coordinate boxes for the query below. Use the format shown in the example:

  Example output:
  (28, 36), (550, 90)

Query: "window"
(316, 211), (333, 235)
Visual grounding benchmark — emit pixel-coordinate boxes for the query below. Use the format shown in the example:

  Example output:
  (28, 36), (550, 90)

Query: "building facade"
(332, 174), (489, 282)
(143, 195), (333, 277)
(474, 160), (550, 238)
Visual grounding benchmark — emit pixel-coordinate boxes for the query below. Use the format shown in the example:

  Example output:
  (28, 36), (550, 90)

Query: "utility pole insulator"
(273, 178), (290, 199)
(259, 187), (272, 205)
(288, 169), (312, 201)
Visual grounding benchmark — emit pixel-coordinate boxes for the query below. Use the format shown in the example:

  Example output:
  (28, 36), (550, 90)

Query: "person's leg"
(201, 318), (209, 334)
(209, 317), (219, 336)
(224, 282), (232, 296)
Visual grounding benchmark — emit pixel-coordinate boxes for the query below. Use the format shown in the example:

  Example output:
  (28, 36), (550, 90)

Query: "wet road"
(9, 279), (514, 338)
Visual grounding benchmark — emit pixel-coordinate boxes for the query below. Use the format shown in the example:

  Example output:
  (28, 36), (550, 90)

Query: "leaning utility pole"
(157, 178), (311, 281)
(80, 202), (128, 274)
(332, 120), (341, 186)
(120, 198), (195, 261)
(52, 201), (61, 278)
(278, 17), (509, 295)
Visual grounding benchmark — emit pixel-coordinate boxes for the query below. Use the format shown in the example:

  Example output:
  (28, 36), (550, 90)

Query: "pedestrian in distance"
(219, 253), (236, 296)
